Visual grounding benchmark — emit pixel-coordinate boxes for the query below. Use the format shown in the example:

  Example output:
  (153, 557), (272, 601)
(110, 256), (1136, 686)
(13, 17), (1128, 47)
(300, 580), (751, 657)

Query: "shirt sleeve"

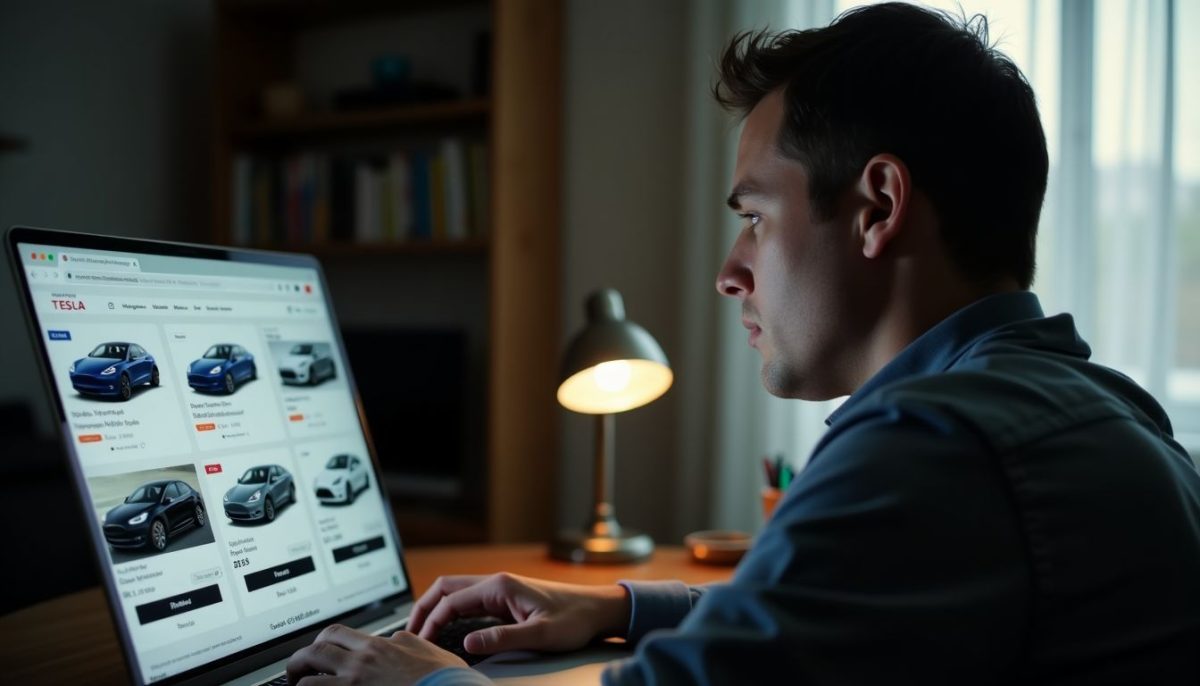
(415, 667), (495, 686)
(617, 581), (710, 643)
(602, 403), (1030, 685)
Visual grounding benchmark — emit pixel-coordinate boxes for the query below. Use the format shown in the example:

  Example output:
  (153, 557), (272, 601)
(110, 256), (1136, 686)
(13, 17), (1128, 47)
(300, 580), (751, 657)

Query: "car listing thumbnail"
(42, 322), (192, 465)
(263, 329), (359, 441)
(293, 437), (393, 584)
(86, 465), (239, 652)
(164, 324), (287, 451)
(202, 447), (328, 617)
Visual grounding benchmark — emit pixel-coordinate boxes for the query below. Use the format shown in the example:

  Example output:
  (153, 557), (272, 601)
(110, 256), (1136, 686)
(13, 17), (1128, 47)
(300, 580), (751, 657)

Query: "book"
(440, 138), (468, 240)
(467, 142), (489, 237)
(330, 155), (356, 242)
(430, 151), (446, 239)
(410, 151), (432, 239)
(388, 151), (412, 241)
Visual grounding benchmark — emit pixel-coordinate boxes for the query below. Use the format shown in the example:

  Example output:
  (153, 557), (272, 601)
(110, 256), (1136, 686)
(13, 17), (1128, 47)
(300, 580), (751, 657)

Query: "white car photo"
(278, 343), (336, 386)
(314, 454), (369, 504)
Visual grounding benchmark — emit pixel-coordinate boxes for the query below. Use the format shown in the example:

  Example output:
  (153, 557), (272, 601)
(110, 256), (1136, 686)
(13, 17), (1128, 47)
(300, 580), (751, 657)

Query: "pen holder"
(761, 486), (782, 522)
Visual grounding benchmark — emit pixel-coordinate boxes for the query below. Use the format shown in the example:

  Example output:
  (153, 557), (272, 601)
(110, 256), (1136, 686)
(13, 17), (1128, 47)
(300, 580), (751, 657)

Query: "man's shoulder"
(830, 349), (1169, 457)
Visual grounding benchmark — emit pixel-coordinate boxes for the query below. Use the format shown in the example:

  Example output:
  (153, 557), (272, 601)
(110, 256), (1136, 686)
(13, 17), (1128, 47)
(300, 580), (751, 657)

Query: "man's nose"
(716, 253), (752, 299)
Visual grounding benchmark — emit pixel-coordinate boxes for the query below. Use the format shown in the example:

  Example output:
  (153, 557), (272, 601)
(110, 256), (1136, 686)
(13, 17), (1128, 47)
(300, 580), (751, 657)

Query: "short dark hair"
(715, 2), (1048, 290)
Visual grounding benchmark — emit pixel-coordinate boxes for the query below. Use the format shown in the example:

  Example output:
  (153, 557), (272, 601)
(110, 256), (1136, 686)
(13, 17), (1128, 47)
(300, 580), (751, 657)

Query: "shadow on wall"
(0, 402), (97, 615)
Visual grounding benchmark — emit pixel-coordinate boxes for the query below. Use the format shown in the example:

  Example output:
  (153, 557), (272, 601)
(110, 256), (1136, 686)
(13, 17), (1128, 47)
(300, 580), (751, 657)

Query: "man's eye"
(738, 213), (760, 229)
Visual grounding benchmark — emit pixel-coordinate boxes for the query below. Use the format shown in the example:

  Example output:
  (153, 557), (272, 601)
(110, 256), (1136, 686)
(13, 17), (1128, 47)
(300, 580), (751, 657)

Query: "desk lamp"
(551, 288), (673, 563)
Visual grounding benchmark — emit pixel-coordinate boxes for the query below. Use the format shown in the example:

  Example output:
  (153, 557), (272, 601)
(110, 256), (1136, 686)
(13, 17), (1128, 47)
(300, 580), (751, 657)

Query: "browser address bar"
(64, 269), (280, 294)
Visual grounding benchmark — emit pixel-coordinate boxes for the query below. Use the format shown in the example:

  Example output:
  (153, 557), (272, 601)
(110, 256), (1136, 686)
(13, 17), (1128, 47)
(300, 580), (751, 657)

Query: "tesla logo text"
(51, 299), (86, 311)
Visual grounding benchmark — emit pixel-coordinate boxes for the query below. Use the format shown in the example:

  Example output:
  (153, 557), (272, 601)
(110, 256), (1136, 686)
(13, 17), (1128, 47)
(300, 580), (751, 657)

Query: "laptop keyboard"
(254, 616), (505, 683)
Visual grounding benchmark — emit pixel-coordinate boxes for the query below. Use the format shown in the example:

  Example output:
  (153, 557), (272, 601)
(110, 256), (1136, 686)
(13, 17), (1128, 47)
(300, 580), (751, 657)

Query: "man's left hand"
(287, 623), (468, 685)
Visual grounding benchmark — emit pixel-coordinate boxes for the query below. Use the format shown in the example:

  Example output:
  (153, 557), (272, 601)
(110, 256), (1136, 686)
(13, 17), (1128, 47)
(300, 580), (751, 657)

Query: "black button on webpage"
(244, 556), (316, 593)
(331, 536), (386, 564)
(135, 584), (223, 625)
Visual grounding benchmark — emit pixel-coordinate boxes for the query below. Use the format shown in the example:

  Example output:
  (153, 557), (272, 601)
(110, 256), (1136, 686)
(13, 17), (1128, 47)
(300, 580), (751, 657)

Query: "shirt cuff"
(415, 666), (494, 686)
(617, 580), (694, 645)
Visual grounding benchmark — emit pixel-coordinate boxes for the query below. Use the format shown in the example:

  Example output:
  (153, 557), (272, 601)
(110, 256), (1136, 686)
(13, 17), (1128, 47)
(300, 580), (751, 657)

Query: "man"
(287, 4), (1200, 684)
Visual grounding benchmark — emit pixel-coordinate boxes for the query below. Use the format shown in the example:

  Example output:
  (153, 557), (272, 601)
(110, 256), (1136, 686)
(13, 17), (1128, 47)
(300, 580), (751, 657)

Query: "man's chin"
(760, 361), (794, 398)
(760, 360), (839, 401)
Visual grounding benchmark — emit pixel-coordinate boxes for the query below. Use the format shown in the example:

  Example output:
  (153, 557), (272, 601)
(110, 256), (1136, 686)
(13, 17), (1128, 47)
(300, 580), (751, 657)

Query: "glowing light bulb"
(593, 360), (632, 393)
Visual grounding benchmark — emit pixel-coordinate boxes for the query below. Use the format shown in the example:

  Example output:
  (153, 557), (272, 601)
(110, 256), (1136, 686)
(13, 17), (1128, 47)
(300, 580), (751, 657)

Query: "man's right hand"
(407, 573), (631, 656)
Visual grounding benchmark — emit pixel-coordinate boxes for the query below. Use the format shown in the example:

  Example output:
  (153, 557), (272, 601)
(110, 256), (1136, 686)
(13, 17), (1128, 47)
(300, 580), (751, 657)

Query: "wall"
(0, 0), (214, 435)
(559, 0), (688, 543)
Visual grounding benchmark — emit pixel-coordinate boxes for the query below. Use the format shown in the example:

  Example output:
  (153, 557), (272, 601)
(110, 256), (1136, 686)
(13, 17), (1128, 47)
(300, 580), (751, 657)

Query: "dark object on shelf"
(372, 55), (412, 90)
(340, 328), (467, 481)
(333, 82), (460, 111)
(0, 134), (29, 153)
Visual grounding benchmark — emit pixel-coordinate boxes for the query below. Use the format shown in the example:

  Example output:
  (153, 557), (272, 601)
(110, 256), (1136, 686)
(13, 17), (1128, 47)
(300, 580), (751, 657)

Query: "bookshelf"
(212, 0), (561, 544)
(230, 98), (490, 139)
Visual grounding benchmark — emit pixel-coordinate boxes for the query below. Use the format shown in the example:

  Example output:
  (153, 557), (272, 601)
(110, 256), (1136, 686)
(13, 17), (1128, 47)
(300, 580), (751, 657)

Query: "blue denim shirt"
(421, 292), (1200, 685)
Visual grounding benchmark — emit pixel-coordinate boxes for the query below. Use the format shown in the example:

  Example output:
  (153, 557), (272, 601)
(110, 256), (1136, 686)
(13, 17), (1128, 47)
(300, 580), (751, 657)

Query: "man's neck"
(852, 275), (1022, 393)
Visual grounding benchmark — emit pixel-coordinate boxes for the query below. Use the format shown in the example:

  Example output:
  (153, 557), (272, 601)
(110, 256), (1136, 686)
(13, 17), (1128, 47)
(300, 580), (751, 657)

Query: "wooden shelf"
(220, 0), (484, 28)
(241, 237), (489, 256)
(231, 98), (490, 140)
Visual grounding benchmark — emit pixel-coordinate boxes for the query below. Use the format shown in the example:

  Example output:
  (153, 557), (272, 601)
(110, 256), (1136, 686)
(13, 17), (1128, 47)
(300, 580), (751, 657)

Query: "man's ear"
(854, 154), (911, 260)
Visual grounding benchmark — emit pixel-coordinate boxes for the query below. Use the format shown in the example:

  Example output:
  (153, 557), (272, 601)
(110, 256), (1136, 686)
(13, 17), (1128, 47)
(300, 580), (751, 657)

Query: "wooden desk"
(0, 544), (731, 684)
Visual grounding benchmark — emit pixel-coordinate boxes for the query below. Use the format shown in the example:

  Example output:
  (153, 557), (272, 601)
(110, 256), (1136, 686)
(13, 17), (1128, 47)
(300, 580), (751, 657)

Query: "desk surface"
(0, 544), (731, 684)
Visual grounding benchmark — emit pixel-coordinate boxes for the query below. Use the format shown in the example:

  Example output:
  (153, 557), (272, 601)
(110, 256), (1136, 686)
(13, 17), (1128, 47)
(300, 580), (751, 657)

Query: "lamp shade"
(557, 289), (673, 414)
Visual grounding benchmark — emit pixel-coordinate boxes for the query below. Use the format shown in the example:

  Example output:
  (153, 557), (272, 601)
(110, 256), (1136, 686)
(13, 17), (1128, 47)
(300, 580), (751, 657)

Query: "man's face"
(716, 90), (865, 400)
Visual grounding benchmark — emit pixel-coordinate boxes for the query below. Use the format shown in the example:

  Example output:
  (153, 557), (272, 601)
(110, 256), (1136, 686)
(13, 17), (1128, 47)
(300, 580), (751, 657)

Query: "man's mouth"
(742, 319), (761, 347)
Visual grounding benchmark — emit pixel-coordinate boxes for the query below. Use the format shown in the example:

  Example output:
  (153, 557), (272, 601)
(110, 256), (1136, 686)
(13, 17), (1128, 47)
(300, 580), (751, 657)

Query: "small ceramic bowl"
(684, 530), (752, 566)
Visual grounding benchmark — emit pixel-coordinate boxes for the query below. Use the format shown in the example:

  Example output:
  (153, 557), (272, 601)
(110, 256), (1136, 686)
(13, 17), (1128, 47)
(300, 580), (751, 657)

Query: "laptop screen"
(10, 228), (410, 684)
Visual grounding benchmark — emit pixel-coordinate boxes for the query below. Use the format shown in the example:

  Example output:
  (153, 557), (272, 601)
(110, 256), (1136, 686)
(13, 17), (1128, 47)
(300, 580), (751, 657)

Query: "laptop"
(7, 226), (425, 685)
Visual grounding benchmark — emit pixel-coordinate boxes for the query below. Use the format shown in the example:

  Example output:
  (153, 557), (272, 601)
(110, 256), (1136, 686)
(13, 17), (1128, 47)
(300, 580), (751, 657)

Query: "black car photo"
(223, 465), (295, 523)
(103, 480), (206, 552)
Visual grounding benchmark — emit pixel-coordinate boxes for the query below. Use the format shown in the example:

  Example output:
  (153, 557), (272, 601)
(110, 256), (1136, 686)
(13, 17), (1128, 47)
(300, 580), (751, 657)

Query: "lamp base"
(549, 529), (654, 564)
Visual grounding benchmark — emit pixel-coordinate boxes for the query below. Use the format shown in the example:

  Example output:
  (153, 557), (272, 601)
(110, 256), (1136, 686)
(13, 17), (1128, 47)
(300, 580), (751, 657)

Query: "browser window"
(17, 242), (407, 683)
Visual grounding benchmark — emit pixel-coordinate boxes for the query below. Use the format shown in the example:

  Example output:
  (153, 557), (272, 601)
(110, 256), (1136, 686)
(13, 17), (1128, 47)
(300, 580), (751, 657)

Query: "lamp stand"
(550, 413), (654, 563)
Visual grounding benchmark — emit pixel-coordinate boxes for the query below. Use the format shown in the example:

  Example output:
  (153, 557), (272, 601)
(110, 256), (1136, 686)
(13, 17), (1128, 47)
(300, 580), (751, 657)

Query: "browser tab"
(61, 253), (141, 271)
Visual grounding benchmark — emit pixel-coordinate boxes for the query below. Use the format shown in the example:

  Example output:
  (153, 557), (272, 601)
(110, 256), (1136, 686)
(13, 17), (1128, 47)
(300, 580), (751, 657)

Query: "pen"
(779, 464), (792, 490)
(762, 456), (776, 487)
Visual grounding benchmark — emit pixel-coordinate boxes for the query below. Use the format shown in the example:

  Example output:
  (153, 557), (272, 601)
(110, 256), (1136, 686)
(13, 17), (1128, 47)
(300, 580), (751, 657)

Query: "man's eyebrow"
(726, 183), (760, 211)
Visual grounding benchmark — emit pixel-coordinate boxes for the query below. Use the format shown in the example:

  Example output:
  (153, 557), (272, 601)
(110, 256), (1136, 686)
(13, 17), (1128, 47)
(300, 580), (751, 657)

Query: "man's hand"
(286, 623), (466, 685)
(408, 573), (630, 655)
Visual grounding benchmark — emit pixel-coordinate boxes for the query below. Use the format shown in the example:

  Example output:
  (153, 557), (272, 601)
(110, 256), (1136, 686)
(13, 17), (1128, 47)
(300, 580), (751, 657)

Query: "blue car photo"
(69, 342), (159, 401)
(187, 343), (256, 394)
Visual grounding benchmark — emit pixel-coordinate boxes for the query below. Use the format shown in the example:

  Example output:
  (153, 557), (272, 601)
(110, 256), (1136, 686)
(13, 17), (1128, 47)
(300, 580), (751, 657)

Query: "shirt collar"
(826, 291), (1046, 426)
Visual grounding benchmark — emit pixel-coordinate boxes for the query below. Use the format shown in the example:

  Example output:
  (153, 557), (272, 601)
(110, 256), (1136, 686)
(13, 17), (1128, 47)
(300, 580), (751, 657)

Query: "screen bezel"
(6, 225), (416, 685)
